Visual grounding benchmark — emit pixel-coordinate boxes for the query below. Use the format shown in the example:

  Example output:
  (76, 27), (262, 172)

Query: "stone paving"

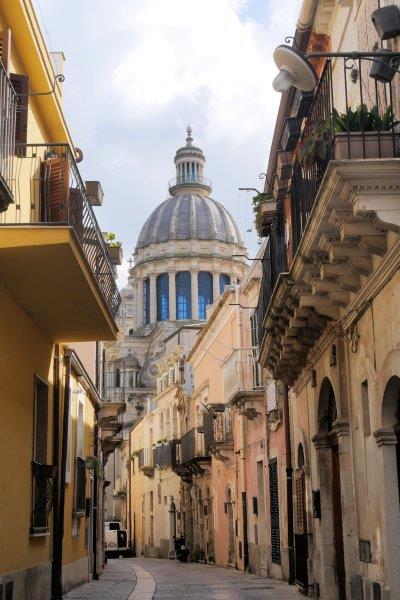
(64, 558), (304, 599)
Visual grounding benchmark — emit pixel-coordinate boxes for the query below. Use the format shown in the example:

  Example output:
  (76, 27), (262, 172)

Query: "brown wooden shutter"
(10, 73), (29, 151)
(294, 467), (307, 535)
(269, 458), (281, 564)
(0, 29), (11, 71)
(40, 157), (69, 222)
(75, 457), (86, 514)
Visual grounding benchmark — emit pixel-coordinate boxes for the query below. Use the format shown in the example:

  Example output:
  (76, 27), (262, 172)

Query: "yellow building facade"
(0, 2), (120, 599)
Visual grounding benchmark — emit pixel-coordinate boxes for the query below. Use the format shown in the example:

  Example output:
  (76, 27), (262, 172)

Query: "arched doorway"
(379, 376), (400, 596)
(316, 378), (346, 600)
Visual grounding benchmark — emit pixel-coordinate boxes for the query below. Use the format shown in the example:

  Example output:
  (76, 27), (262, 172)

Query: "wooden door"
(332, 445), (346, 600)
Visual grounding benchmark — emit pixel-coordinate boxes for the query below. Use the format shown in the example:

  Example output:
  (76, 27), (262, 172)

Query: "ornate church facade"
(103, 129), (247, 521)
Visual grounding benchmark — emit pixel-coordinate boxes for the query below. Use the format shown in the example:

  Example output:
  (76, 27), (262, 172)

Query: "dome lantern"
(168, 127), (212, 196)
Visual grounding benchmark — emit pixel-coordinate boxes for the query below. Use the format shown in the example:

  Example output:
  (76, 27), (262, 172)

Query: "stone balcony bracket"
(260, 159), (400, 385)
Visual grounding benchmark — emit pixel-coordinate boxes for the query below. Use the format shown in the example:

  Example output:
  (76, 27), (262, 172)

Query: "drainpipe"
(283, 383), (295, 584)
(92, 406), (99, 580)
(52, 349), (72, 599)
(51, 345), (61, 599)
(128, 430), (133, 554)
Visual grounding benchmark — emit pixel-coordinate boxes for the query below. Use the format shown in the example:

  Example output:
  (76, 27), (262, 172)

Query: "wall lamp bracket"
(18, 73), (65, 98)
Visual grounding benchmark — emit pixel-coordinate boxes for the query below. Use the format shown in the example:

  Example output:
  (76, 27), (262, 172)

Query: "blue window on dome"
(176, 272), (191, 319)
(143, 277), (150, 325)
(198, 272), (213, 320)
(157, 273), (169, 321)
(219, 273), (231, 294)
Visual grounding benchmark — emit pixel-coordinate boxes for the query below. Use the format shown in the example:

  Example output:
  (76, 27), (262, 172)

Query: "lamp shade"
(272, 45), (318, 92)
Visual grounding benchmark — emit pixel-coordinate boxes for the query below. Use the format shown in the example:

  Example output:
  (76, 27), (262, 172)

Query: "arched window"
(115, 368), (121, 388)
(143, 278), (150, 325)
(128, 328), (134, 336)
(219, 273), (231, 294)
(157, 273), (169, 321)
(198, 272), (213, 319)
(176, 272), (191, 319)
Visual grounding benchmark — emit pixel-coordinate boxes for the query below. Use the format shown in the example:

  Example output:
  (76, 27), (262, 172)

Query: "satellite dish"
(272, 45), (318, 92)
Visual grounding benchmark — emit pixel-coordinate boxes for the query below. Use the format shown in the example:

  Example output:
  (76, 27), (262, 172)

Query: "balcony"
(203, 407), (233, 462)
(138, 448), (155, 477)
(223, 348), (264, 418)
(100, 413), (124, 462)
(153, 443), (173, 468)
(179, 428), (210, 475)
(0, 144), (120, 341)
(168, 174), (212, 195)
(0, 61), (17, 212)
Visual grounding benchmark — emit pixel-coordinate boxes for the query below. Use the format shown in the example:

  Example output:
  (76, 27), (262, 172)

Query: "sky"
(34, 0), (303, 286)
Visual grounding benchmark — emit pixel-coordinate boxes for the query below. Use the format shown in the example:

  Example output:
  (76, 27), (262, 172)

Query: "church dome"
(136, 127), (244, 250)
(136, 193), (243, 249)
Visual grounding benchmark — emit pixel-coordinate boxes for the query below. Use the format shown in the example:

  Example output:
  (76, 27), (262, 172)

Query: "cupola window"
(198, 271), (213, 320)
(176, 271), (191, 319)
(157, 273), (169, 321)
(143, 277), (150, 325)
(219, 273), (231, 294)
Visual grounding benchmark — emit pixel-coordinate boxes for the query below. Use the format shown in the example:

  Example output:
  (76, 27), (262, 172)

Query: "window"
(143, 277), (150, 325)
(157, 273), (169, 321)
(219, 273), (231, 294)
(176, 271), (191, 319)
(361, 380), (371, 437)
(198, 272), (213, 320)
(128, 328), (134, 336)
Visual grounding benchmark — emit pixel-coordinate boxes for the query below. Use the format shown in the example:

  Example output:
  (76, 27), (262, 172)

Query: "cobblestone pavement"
(64, 558), (304, 599)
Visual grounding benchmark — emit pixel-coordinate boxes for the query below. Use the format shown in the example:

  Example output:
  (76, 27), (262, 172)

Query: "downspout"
(53, 348), (72, 599)
(128, 430), (133, 554)
(283, 383), (295, 584)
(51, 345), (61, 600)
(92, 406), (99, 580)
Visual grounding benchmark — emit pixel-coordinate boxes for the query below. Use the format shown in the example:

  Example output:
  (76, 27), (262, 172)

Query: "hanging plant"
(85, 456), (103, 479)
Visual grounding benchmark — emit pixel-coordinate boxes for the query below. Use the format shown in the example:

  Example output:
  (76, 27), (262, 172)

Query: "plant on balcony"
(332, 104), (399, 132)
(252, 192), (276, 237)
(85, 456), (103, 479)
(105, 232), (122, 248)
(298, 120), (331, 169)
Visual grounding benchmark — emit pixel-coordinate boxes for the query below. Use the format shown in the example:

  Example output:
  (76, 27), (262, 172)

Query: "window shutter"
(10, 73), (29, 151)
(294, 467), (307, 535)
(269, 458), (281, 564)
(250, 312), (258, 347)
(40, 157), (69, 222)
(0, 29), (11, 72)
(75, 457), (86, 514)
(252, 496), (258, 515)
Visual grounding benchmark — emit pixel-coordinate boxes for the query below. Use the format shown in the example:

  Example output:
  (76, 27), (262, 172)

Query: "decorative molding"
(312, 433), (330, 450)
(373, 428), (397, 447)
(332, 419), (350, 438)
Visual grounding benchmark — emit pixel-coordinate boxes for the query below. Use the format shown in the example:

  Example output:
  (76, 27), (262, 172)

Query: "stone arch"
(318, 377), (337, 435)
(377, 375), (400, 597)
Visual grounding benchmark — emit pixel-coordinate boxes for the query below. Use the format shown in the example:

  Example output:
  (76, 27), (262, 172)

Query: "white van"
(105, 520), (130, 557)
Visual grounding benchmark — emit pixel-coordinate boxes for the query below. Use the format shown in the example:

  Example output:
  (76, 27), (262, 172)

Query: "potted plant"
(105, 232), (123, 265)
(332, 104), (399, 160)
(252, 193), (277, 237)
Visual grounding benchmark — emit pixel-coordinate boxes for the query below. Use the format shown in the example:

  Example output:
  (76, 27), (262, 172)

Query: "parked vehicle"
(105, 520), (130, 558)
(174, 536), (190, 562)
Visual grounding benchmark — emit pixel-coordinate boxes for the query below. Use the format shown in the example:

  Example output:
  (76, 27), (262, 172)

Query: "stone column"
(191, 270), (198, 320)
(213, 272), (220, 302)
(137, 278), (144, 328)
(168, 270), (176, 321)
(150, 273), (157, 323)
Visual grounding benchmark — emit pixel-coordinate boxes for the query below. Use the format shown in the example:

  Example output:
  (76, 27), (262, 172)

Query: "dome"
(116, 354), (140, 369)
(136, 193), (244, 249)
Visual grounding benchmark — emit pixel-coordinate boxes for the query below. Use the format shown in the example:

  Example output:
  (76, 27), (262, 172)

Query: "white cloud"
(111, 0), (302, 146)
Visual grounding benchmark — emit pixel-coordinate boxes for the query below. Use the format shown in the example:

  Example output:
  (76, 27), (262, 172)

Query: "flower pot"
(333, 131), (398, 160)
(371, 5), (400, 40)
(107, 245), (123, 265)
(281, 117), (301, 152)
(369, 49), (399, 83)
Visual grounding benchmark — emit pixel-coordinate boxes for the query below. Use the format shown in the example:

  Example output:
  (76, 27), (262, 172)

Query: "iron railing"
(0, 60), (17, 210)
(168, 175), (212, 191)
(2, 143), (121, 316)
(223, 347), (263, 402)
(31, 461), (57, 533)
(181, 428), (207, 463)
(203, 408), (233, 451)
(291, 57), (399, 254)
(138, 448), (154, 470)
(153, 443), (173, 468)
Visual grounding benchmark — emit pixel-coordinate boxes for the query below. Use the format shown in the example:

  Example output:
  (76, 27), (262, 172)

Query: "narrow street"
(64, 558), (303, 599)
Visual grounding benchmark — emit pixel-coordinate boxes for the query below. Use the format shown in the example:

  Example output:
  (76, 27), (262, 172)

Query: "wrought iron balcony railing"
(168, 174), (212, 192)
(153, 443), (173, 468)
(223, 347), (263, 402)
(31, 461), (57, 534)
(290, 57), (399, 255)
(3, 143), (121, 316)
(0, 60), (17, 211)
(180, 428), (208, 463)
(203, 408), (233, 451)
